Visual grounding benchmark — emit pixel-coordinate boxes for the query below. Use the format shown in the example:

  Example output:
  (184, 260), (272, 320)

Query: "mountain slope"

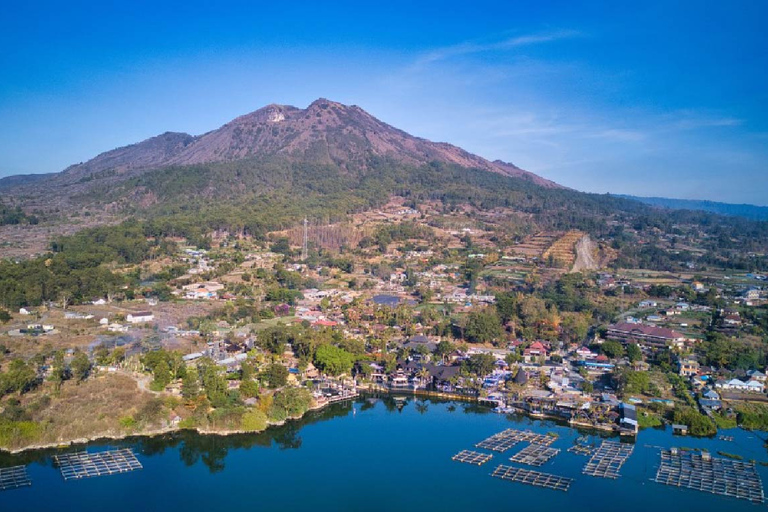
(43, 98), (559, 189)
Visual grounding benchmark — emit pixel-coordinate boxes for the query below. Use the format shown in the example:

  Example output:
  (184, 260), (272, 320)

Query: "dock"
(0, 465), (31, 491)
(476, 429), (556, 452)
(582, 440), (634, 479)
(654, 449), (764, 504)
(568, 444), (596, 456)
(476, 435), (520, 452)
(511, 430), (557, 446)
(491, 465), (572, 492)
(510, 444), (560, 467)
(54, 449), (143, 481)
(452, 450), (493, 466)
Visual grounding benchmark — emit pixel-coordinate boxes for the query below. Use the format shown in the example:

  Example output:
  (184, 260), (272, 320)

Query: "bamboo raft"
(452, 450), (493, 466)
(491, 465), (572, 492)
(54, 449), (143, 481)
(582, 441), (634, 479)
(476, 429), (556, 452)
(512, 430), (557, 446)
(0, 465), (31, 491)
(654, 449), (764, 504)
(510, 444), (560, 467)
(568, 444), (596, 456)
(476, 430), (521, 452)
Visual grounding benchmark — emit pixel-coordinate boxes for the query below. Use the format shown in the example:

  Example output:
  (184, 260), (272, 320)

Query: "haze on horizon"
(1, 1), (766, 205)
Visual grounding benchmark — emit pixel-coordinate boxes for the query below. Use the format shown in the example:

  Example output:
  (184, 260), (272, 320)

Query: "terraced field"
(543, 230), (585, 268)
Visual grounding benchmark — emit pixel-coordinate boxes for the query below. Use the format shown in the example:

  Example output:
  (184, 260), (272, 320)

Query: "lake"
(2, 396), (768, 511)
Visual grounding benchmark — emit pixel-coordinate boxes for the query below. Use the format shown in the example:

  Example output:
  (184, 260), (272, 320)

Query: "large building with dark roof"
(606, 322), (686, 349)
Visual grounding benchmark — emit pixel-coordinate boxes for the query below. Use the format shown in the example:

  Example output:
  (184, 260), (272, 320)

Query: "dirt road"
(571, 235), (598, 272)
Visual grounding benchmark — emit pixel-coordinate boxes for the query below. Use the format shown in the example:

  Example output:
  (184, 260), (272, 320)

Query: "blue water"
(2, 397), (768, 511)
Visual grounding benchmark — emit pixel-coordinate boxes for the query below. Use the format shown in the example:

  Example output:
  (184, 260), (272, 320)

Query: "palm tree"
(417, 367), (431, 389)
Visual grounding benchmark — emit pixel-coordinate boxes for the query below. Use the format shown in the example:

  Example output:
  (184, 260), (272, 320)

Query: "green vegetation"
(142, 349), (186, 392)
(73, 154), (767, 274)
(638, 410), (663, 428)
(0, 222), (176, 308)
(717, 451), (744, 460)
(462, 353), (496, 377)
(464, 308), (504, 345)
(240, 409), (268, 431)
(0, 201), (39, 226)
(672, 406), (717, 436)
(263, 363), (289, 389)
(313, 345), (354, 376)
(734, 403), (768, 431)
(268, 387), (313, 423)
(712, 412), (738, 430)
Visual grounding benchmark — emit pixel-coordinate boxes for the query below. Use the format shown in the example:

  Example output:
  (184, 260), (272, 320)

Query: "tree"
(110, 347), (126, 366)
(313, 345), (354, 376)
(417, 367), (431, 386)
(463, 353), (496, 377)
(270, 237), (292, 256)
(201, 362), (228, 407)
(71, 351), (92, 382)
(150, 360), (171, 391)
(601, 340), (625, 359)
(240, 378), (260, 398)
(434, 340), (455, 363)
(464, 309), (504, 345)
(181, 368), (201, 400)
(504, 351), (521, 366)
(49, 351), (69, 391)
(264, 363), (289, 388)
(269, 387), (313, 421)
(614, 368), (651, 395)
(0, 309), (11, 323)
(626, 343), (642, 363)
(257, 326), (291, 355)
(560, 312), (590, 343)
(495, 292), (518, 323)
(672, 406), (716, 436)
(0, 359), (37, 396)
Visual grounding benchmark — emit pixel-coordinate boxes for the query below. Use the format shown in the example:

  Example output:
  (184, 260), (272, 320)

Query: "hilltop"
(11, 98), (558, 194)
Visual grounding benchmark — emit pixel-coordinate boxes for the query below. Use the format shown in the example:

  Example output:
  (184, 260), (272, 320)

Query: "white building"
(126, 312), (154, 324)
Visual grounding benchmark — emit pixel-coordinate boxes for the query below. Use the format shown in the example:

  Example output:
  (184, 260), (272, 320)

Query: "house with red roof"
(523, 341), (549, 363)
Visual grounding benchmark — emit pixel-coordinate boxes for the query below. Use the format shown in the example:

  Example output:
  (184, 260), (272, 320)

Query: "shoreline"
(1, 387), (634, 456)
(0, 395), (336, 455)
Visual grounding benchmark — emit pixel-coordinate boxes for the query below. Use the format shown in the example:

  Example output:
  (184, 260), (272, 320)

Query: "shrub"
(241, 409), (268, 432)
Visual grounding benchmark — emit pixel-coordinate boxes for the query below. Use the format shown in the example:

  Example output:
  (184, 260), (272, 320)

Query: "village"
(1, 198), (767, 450)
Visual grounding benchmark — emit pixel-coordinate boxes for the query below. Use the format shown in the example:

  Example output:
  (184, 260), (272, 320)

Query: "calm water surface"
(2, 397), (767, 512)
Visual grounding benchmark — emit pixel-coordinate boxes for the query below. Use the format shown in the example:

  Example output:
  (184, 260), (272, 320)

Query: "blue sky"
(1, 1), (767, 204)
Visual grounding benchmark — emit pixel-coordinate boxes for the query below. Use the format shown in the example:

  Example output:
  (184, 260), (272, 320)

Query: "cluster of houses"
(676, 357), (767, 414)
(179, 282), (224, 300)
(715, 369), (767, 394)
(181, 248), (213, 275)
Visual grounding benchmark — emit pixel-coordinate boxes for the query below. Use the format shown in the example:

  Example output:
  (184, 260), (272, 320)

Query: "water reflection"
(0, 400), (356, 473)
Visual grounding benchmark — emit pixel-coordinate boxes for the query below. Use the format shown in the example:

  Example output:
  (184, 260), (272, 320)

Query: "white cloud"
(413, 30), (582, 68)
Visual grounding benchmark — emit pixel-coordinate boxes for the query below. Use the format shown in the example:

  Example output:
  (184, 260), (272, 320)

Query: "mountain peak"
(308, 98), (346, 110)
(45, 98), (561, 189)
(230, 103), (298, 125)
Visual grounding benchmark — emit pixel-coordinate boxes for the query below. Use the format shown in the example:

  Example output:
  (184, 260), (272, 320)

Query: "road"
(571, 235), (598, 272)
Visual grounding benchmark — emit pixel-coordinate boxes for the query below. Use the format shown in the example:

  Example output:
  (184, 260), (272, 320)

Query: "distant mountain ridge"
(617, 195), (768, 221)
(0, 172), (55, 190)
(39, 98), (559, 189)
